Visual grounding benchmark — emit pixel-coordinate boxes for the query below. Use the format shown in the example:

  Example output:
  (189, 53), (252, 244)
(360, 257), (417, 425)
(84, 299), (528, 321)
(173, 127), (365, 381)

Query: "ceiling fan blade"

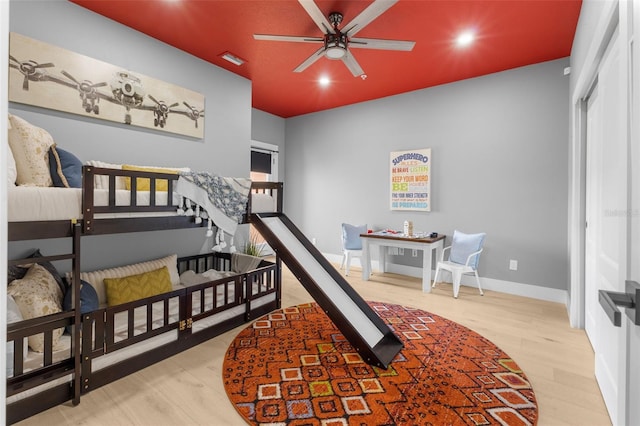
(342, 0), (398, 36)
(349, 37), (415, 51)
(341, 52), (364, 77)
(298, 0), (334, 34)
(254, 34), (324, 43)
(293, 46), (326, 73)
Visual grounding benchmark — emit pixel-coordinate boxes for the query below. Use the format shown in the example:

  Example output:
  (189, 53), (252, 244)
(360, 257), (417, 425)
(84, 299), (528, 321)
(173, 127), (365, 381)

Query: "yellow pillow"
(103, 266), (172, 306)
(121, 165), (178, 192)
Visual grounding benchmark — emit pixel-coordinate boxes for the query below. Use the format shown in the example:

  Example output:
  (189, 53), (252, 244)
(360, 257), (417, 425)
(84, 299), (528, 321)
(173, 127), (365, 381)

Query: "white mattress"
(7, 187), (179, 222)
(8, 187), (276, 222)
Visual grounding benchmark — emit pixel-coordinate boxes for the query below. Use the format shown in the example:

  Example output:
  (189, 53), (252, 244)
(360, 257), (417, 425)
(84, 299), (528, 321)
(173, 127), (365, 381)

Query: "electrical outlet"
(509, 259), (518, 271)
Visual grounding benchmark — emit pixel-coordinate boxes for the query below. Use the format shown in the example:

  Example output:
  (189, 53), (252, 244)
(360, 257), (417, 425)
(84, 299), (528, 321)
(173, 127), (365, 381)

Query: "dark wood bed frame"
(6, 166), (283, 424)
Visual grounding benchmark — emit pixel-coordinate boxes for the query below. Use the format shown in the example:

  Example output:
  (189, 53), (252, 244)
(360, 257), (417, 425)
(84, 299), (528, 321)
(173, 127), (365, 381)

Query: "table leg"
(422, 245), (433, 293)
(378, 245), (387, 273)
(434, 239), (444, 268)
(361, 239), (371, 281)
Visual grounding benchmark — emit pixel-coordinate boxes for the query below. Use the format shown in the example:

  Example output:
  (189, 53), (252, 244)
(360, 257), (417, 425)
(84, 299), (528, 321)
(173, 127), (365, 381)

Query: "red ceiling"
(71, 0), (582, 118)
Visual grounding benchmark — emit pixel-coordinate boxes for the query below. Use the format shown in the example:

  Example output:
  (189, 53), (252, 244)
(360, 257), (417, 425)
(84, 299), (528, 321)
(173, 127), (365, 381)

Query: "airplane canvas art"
(8, 32), (205, 139)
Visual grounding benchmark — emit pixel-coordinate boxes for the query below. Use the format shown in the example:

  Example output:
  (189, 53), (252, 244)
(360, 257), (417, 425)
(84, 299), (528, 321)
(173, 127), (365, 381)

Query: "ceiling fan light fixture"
(326, 46), (346, 59)
(325, 33), (348, 59)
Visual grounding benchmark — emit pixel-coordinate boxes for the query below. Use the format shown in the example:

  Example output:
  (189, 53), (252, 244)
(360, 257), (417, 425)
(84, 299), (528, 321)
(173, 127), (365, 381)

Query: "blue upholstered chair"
(432, 230), (486, 298)
(340, 223), (367, 276)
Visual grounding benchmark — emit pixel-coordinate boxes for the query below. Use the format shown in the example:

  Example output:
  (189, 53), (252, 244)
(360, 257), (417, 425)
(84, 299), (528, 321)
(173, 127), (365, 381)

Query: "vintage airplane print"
(8, 32), (205, 139)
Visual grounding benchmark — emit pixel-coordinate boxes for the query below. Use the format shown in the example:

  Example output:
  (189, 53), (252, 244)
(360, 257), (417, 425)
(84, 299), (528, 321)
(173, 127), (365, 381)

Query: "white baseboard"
(324, 253), (568, 305)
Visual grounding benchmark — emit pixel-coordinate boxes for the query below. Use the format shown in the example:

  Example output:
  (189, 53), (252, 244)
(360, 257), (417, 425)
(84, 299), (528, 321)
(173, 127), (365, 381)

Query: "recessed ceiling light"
(456, 31), (475, 47)
(220, 52), (245, 66)
(319, 76), (330, 87)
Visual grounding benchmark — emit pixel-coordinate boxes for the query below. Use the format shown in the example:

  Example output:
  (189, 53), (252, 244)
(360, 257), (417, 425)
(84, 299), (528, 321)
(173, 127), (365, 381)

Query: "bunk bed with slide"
(6, 114), (283, 424)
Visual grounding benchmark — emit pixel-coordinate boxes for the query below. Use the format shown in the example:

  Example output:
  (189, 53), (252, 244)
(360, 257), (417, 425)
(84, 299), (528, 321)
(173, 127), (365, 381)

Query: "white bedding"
(252, 192), (278, 213)
(7, 187), (276, 222)
(8, 186), (83, 222)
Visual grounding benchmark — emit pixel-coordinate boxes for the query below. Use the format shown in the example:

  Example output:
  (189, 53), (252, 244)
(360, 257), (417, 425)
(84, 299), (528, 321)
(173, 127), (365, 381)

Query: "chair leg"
(345, 252), (351, 276)
(452, 270), (462, 298)
(340, 252), (346, 271)
(474, 270), (484, 295)
(432, 264), (441, 288)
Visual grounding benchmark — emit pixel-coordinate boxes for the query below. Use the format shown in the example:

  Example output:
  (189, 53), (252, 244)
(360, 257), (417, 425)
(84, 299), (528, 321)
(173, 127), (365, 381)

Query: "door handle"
(598, 280), (640, 327)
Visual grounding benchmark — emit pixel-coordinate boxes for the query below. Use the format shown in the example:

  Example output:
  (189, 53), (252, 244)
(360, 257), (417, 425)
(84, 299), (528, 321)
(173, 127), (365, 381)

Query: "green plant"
(243, 230), (264, 257)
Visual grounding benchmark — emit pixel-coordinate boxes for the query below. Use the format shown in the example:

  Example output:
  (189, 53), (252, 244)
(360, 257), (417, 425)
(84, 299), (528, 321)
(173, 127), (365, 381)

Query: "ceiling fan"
(253, 0), (415, 77)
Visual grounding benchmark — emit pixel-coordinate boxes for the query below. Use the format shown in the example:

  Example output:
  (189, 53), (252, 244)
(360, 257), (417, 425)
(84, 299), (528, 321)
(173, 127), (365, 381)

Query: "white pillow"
(6, 295), (29, 376)
(179, 270), (210, 287)
(85, 160), (123, 190)
(7, 142), (17, 186)
(72, 254), (180, 306)
(179, 269), (235, 287)
(7, 114), (55, 187)
(7, 294), (24, 324)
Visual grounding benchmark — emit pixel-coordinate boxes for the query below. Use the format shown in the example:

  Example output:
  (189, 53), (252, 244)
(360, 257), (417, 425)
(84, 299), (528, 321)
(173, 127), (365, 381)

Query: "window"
(250, 142), (279, 255)
(250, 141), (278, 182)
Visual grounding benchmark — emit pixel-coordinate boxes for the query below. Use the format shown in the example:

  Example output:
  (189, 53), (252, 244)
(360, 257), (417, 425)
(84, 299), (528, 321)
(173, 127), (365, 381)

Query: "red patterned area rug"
(223, 302), (537, 425)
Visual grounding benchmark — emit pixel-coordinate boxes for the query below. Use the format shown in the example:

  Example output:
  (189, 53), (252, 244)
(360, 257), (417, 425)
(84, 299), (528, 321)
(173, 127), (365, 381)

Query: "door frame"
(569, 0), (619, 329)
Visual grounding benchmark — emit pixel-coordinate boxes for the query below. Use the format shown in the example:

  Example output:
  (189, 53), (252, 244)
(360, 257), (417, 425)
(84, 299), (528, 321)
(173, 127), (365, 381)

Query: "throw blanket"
(175, 171), (251, 236)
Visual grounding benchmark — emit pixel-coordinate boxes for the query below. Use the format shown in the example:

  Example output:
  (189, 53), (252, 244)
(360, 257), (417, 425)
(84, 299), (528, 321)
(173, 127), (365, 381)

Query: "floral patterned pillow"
(7, 263), (65, 352)
(7, 114), (55, 187)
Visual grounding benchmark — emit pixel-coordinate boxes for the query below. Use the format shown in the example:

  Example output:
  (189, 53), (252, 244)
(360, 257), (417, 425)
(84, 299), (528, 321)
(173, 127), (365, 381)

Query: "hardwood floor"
(16, 264), (611, 425)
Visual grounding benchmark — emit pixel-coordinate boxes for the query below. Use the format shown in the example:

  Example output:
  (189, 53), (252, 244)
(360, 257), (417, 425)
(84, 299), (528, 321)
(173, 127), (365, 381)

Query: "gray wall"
(7, 0), (571, 291)
(284, 58), (570, 290)
(8, 0), (252, 271)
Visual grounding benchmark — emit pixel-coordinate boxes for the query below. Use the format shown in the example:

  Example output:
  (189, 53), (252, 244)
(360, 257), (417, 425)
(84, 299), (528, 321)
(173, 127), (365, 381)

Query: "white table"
(360, 232), (445, 292)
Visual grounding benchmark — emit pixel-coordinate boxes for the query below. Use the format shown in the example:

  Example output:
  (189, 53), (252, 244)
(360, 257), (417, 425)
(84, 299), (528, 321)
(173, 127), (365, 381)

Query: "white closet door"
(585, 26), (628, 425)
